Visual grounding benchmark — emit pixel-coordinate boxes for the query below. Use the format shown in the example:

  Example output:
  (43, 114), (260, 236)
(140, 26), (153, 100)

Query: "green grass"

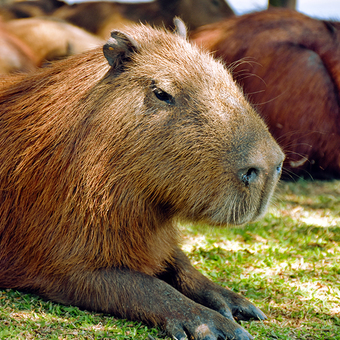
(1, 180), (340, 339)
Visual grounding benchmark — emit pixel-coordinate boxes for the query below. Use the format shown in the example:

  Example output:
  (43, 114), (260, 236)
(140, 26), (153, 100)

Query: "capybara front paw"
(166, 308), (254, 340)
(196, 286), (266, 323)
(223, 289), (267, 322)
(230, 300), (267, 322)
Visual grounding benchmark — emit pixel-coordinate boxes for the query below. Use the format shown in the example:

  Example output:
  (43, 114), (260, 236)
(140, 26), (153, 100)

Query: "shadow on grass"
(0, 289), (164, 339)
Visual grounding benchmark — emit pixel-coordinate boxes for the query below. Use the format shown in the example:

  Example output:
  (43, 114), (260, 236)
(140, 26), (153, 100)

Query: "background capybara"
(191, 8), (340, 180)
(5, 18), (103, 65)
(0, 0), (63, 20)
(0, 21), (37, 73)
(51, 0), (235, 38)
(0, 20), (284, 340)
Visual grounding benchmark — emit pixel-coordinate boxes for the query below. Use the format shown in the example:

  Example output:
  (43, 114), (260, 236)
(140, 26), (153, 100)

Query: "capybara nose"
(238, 161), (283, 186)
(238, 156), (284, 186)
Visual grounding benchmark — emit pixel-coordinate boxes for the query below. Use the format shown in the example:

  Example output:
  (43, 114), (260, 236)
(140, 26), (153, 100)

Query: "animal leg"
(30, 267), (254, 340)
(158, 248), (267, 322)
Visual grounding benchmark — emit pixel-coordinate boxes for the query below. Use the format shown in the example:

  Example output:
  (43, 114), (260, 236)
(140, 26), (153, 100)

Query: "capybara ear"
(103, 31), (140, 68)
(173, 17), (187, 39)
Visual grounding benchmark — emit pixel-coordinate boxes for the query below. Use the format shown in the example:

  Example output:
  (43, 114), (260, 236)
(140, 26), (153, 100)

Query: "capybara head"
(0, 20), (283, 278)
(89, 20), (284, 227)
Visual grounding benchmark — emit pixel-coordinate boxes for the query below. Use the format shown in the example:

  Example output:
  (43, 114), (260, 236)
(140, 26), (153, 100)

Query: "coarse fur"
(0, 22), (283, 340)
(191, 8), (340, 179)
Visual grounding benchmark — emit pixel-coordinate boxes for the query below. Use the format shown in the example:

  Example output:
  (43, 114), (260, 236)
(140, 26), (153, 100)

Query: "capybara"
(5, 18), (103, 64)
(0, 22), (37, 74)
(0, 19), (284, 340)
(52, 0), (234, 38)
(191, 8), (340, 179)
(0, 0), (64, 20)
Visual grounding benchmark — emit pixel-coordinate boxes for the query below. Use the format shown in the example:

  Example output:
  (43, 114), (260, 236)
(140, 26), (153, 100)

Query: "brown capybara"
(0, 19), (284, 340)
(5, 18), (103, 64)
(0, 0), (64, 20)
(0, 22), (37, 74)
(191, 8), (340, 180)
(52, 0), (235, 38)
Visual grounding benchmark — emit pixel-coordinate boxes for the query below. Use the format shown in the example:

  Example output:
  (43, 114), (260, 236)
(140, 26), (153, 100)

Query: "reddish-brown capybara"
(52, 0), (234, 38)
(191, 8), (340, 180)
(0, 21), (37, 74)
(0, 19), (284, 340)
(0, 0), (64, 20)
(5, 18), (103, 64)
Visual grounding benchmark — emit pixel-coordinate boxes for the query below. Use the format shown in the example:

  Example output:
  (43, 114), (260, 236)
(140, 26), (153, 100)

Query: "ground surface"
(1, 180), (339, 339)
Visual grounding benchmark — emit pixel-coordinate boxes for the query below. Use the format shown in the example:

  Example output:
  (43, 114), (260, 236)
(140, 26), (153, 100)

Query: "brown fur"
(0, 22), (283, 340)
(52, 0), (235, 38)
(0, 0), (64, 20)
(191, 8), (340, 179)
(0, 21), (37, 73)
(5, 18), (103, 64)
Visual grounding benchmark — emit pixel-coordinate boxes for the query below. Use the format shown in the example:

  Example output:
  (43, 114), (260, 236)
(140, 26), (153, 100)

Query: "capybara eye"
(152, 83), (174, 105)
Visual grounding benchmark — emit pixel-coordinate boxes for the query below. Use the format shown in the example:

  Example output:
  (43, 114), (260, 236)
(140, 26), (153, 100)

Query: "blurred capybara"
(0, 0), (64, 20)
(0, 22), (37, 74)
(5, 18), (103, 64)
(191, 8), (340, 179)
(52, 0), (234, 38)
(0, 19), (284, 340)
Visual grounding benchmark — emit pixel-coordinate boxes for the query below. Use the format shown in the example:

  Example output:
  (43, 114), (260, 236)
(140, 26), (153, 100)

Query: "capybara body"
(0, 0), (63, 20)
(52, 0), (234, 38)
(0, 22), (37, 74)
(191, 8), (340, 179)
(0, 21), (284, 340)
(5, 18), (103, 64)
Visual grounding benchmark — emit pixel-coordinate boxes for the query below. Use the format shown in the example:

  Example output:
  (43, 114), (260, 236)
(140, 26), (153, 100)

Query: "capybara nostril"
(238, 167), (259, 186)
(276, 162), (283, 176)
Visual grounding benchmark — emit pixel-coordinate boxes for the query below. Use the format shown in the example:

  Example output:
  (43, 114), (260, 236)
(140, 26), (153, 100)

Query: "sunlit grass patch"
(0, 289), (161, 339)
(178, 179), (340, 339)
(1, 179), (340, 339)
